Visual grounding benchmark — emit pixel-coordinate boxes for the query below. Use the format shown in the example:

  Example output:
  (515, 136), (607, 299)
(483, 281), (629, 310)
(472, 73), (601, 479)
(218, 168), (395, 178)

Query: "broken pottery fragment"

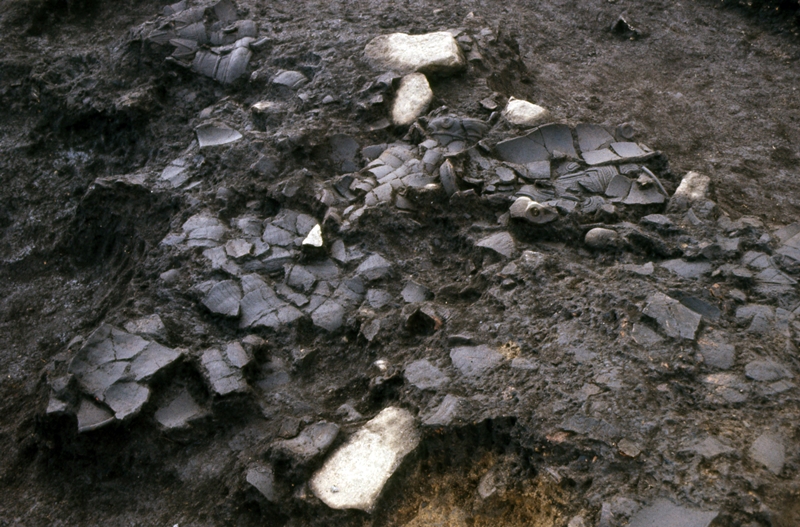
(195, 122), (243, 148)
(660, 259), (712, 279)
(750, 433), (785, 475)
(642, 292), (702, 340)
(202, 280), (242, 317)
(154, 389), (204, 430)
(697, 331), (736, 370)
(627, 499), (718, 527)
(356, 254), (393, 281)
(540, 124), (578, 158)
(427, 116), (489, 149)
(439, 159), (458, 196)
(744, 360), (793, 382)
(583, 148), (620, 165)
(104, 382), (150, 420)
(68, 325), (181, 429)
(450, 345), (503, 377)
(401, 281), (431, 303)
(404, 359), (449, 390)
(681, 436), (734, 460)
(246, 465), (277, 502)
(200, 347), (248, 396)
(476, 232), (516, 258)
(124, 314), (167, 341)
(310, 407), (421, 512)
(391, 73), (433, 126)
(183, 214), (227, 247)
(272, 70), (308, 89)
(76, 399), (115, 433)
(272, 421), (340, 468)
(422, 394), (463, 426)
(365, 32), (465, 75)
(225, 239), (253, 259)
(576, 123), (614, 152)
(311, 299), (345, 332)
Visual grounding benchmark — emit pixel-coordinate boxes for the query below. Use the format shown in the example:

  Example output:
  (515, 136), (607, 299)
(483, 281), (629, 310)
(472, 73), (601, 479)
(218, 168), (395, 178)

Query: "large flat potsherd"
(643, 292), (702, 340)
(628, 499), (718, 527)
(450, 345), (503, 377)
(750, 433), (785, 475)
(309, 407), (420, 512)
(365, 32), (465, 75)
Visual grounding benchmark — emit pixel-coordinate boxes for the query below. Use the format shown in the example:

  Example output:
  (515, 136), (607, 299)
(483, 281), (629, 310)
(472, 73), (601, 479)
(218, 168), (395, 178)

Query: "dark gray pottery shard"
(575, 123), (615, 152)
(627, 499), (717, 527)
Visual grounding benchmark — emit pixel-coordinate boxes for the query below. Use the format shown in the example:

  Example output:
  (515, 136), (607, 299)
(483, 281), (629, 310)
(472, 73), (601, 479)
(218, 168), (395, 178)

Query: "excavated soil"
(1, 0), (800, 526)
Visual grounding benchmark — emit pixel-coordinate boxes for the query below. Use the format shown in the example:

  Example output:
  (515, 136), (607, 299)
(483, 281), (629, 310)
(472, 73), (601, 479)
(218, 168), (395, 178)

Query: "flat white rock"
(310, 406), (420, 512)
(503, 97), (549, 127)
(365, 32), (465, 75)
(391, 73), (433, 126)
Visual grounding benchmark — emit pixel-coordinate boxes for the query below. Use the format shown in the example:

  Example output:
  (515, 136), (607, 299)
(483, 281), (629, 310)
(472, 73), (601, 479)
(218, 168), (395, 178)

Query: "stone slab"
(310, 407), (421, 512)
(365, 32), (465, 75)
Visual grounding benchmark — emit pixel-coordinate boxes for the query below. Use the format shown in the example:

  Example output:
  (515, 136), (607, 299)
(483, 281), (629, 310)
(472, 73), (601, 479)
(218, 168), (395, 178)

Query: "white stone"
(302, 224), (323, 247)
(502, 97), (549, 127)
(669, 171), (711, 211)
(365, 32), (465, 75)
(309, 407), (420, 512)
(391, 73), (433, 126)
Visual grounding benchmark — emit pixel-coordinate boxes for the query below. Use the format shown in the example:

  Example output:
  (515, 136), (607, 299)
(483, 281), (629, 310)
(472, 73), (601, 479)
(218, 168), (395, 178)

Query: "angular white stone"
(669, 171), (711, 211)
(302, 224), (324, 247)
(310, 407), (420, 512)
(391, 73), (433, 126)
(365, 32), (465, 75)
(503, 97), (549, 127)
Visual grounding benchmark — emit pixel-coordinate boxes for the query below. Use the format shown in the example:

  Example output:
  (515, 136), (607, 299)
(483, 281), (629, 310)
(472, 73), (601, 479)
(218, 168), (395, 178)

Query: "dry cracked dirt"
(1, 0), (800, 526)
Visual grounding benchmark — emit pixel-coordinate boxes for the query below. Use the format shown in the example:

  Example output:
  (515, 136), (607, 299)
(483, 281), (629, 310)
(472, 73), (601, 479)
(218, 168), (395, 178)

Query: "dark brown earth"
(1, 0), (800, 526)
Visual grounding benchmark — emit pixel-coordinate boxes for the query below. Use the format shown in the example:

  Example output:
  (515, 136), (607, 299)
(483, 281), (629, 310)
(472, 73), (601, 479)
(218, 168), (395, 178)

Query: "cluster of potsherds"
(142, 0), (264, 84)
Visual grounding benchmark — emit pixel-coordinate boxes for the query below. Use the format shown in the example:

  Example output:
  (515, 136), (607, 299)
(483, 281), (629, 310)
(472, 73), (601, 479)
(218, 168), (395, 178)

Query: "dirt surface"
(1, 0), (800, 525)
